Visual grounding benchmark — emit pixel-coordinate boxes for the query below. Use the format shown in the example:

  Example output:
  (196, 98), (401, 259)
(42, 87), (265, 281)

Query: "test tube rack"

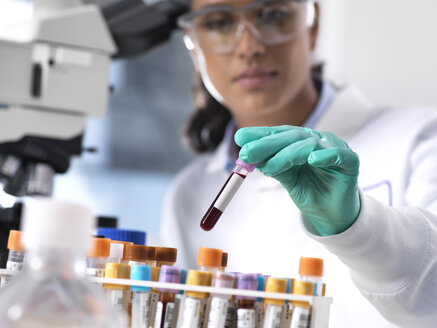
(0, 268), (333, 328)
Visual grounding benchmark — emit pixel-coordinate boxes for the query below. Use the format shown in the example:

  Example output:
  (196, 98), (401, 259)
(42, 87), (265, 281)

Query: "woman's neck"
(235, 77), (319, 128)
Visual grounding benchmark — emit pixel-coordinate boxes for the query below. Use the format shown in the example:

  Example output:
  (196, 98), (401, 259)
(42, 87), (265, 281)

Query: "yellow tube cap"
(265, 277), (288, 305)
(291, 280), (315, 309)
(186, 270), (213, 299)
(104, 262), (130, 290)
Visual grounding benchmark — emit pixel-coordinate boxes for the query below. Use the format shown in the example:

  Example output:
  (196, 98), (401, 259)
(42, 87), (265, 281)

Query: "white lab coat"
(160, 86), (437, 328)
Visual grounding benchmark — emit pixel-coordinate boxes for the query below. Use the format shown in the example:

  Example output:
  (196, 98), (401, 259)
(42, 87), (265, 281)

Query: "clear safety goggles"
(177, 0), (315, 55)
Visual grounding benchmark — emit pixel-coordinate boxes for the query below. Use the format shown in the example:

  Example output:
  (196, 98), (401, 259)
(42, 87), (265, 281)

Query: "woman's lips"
(233, 69), (277, 89)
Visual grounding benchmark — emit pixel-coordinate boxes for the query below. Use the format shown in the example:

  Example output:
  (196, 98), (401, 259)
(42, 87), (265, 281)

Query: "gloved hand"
(235, 125), (361, 236)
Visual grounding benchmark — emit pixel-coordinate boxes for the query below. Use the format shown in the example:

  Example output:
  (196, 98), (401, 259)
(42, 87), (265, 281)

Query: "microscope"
(0, 0), (188, 266)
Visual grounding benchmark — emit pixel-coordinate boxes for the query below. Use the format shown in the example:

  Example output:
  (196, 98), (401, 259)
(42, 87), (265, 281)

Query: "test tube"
(131, 265), (152, 328)
(86, 237), (111, 278)
(156, 247), (178, 267)
(220, 252), (228, 272)
(254, 276), (266, 328)
(200, 158), (256, 231)
(1, 230), (25, 287)
(173, 269), (188, 328)
(105, 262), (131, 319)
(236, 274), (258, 328)
(289, 281), (315, 328)
(197, 247), (223, 272)
(263, 278), (288, 328)
(108, 242), (125, 263)
(207, 272), (235, 328)
(298, 257), (324, 296)
(126, 244), (157, 267)
(112, 240), (134, 263)
(158, 265), (182, 328)
(149, 266), (162, 328)
(180, 270), (213, 328)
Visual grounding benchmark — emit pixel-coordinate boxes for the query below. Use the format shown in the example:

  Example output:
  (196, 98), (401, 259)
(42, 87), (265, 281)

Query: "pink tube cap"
(236, 158), (256, 172)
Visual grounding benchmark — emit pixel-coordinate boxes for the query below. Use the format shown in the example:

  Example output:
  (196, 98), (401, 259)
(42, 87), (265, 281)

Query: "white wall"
(316, 0), (437, 108)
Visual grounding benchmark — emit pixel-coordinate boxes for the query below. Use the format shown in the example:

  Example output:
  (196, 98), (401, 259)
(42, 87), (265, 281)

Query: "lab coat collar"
(205, 85), (377, 189)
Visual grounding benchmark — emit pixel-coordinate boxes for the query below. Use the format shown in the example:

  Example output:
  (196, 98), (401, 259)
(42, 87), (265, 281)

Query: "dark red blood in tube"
(200, 173), (246, 231)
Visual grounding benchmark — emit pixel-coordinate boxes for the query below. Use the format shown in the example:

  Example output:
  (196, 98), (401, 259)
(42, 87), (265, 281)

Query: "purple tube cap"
(158, 265), (181, 293)
(236, 158), (256, 173)
(236, 273), (258, 300)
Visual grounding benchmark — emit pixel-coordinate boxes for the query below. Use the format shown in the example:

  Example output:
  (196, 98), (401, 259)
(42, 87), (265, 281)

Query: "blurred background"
(1, 0), (436, 244)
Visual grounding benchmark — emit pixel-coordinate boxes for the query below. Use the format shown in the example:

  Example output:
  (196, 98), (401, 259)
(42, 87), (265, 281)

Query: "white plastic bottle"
(0, 198), (127, 327)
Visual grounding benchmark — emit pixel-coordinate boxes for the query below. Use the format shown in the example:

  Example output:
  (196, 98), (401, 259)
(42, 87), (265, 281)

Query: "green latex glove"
(235, 125), (361, 236)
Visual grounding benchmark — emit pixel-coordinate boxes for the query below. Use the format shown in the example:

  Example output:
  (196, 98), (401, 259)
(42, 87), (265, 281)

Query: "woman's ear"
(310, 2), (320, 51)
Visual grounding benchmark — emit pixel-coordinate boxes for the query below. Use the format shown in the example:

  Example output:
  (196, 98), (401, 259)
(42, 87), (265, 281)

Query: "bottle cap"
(178, 269), (188, 294)
(21, 198), (94, 253)
(87, 238), (111, 257)
(158, 265), (181, 293)
(221, 252), (228, 268)
(7, 230), (24, 252)
(104, 262), (130, 290)
(155, 247), (177, 263)
(111, 240), (134, 259)
(125, 245), (156, 262)
(109, 242), (124, 260)
(236, 273), (258, 300)
(236, 158), (256, 172)
(97, 216), (117, 228)
(186, 270), (213, 298)
(299, 257), (324, 277)
(97, 227), (146, 245)
(212, 272), (234, 288)
(131, 265), (151, 292)
(197, 247), (223, 268)
(256, 275), (265, 302)
(264, 277), (288, 305)
(291, 280), (315, 309)
(292, 280), (315, 296)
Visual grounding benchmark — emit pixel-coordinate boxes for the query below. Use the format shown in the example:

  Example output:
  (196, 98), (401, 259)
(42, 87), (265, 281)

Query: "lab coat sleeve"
(306, 194), (437, 327)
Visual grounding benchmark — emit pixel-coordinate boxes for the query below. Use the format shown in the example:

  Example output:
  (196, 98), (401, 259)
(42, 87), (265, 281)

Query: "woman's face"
(189, 0), (318, 120)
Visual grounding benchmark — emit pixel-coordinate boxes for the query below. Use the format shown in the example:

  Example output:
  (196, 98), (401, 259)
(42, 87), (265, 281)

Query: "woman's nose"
(233, 25), (267, 60)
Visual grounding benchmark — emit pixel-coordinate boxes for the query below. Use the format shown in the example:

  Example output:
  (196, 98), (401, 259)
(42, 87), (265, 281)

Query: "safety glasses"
(178, 0), (315, 55)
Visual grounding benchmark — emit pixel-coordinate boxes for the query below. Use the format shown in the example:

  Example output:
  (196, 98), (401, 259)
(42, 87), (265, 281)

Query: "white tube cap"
(21, 198), (95, 254)
(109, 243), (124, 260)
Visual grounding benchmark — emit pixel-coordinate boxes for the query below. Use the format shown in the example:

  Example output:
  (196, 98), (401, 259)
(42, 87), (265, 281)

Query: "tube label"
(181, 297), (202, 328)
(155, 301), (164, 328)
(132, 292), (151, 328)
(163, 302), (176, 328)
(254, 302), (263, 328)
(86, 268), (105, 278)
(237, 309), (255, 328)
(207, 297), (229, 328)
(263, 305), (283, 328)
(214, 174), (245, 212)
(289, 307), (310, 328)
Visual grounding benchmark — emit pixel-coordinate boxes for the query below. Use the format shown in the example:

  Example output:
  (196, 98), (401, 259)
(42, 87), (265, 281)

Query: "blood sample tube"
(1, 230), (25, 287)
(263, 278), (288, 328)
(298, 257), (324, 296)
(200, 158), (256, 231)
(207, 272), (235, 328)
(289, 281), (315, 328)
(158, 265), (182, 328)
(236, 274), (258, 328)
(86, 237), (111, 279)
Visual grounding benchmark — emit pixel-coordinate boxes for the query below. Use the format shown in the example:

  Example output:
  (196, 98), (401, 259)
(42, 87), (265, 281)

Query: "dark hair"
(184, 64), (324, 153)
(184, 72), (232, 153)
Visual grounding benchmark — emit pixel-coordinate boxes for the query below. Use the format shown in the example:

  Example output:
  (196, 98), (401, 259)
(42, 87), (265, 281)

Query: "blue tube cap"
(97, 228), (146, 245)
(131, 265), (151, 292)
(178, 269), (188, 295)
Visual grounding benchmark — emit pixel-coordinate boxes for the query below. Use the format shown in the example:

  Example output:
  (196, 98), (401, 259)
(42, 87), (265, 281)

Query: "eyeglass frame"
(177, 0), (316, 54)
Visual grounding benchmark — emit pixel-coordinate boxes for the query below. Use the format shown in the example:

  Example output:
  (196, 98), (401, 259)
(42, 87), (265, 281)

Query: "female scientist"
(160, 0), (437, 327)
